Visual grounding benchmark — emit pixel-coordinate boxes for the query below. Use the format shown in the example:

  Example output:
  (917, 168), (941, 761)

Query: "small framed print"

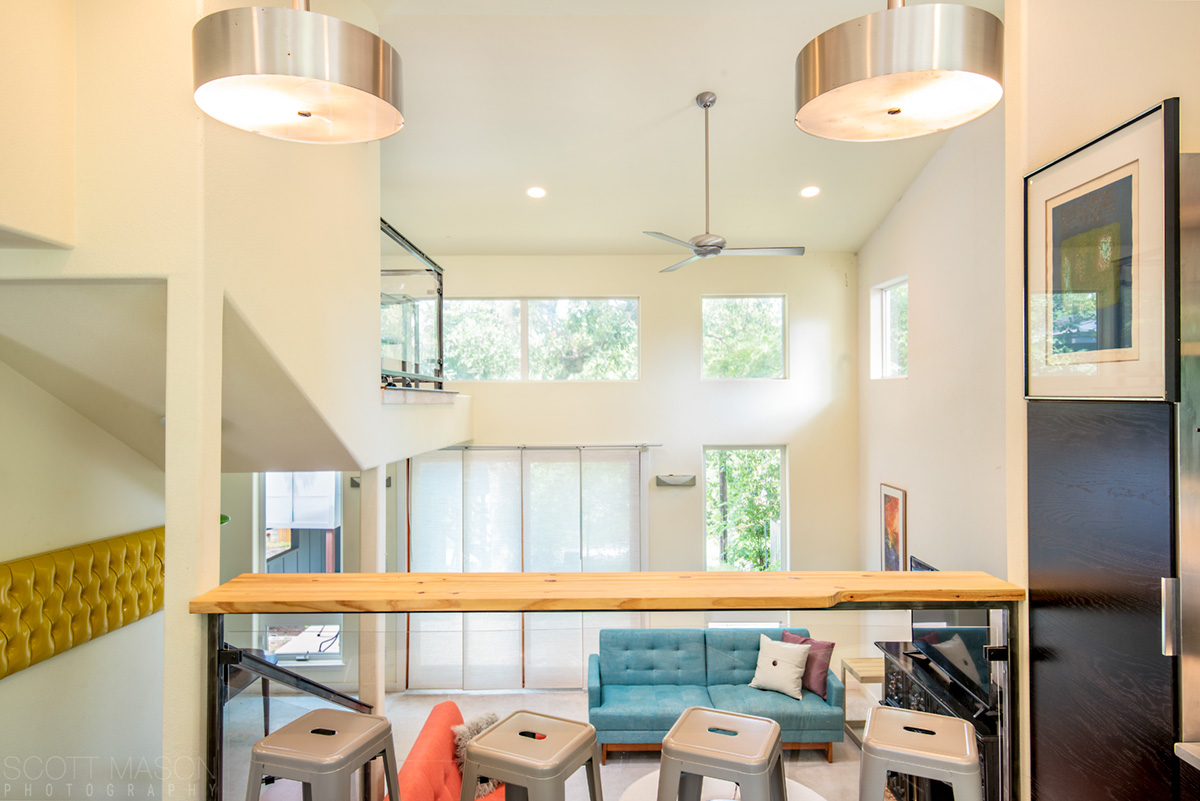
(1025, 99), (1180, 400)
(881, 484), (906, 572)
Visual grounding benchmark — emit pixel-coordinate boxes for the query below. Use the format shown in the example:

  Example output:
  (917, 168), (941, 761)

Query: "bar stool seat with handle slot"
(858, 706), (982, 801)
(657, 707), (786, 801)
(245, 708), (401, 801)
(459, 710), (604, 801)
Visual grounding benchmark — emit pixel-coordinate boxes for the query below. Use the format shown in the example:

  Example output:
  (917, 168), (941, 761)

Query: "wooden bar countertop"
(189, 570), (1024, 614)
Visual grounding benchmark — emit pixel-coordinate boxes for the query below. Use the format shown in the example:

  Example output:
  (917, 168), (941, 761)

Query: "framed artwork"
(1025, 98), (1180, 400)
(881, 484), (906, 572)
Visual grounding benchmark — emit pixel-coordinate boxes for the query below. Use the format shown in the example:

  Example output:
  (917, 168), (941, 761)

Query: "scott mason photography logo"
(1, 756), (208, 799)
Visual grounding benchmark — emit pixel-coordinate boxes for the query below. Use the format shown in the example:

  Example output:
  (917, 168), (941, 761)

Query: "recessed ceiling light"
(527, 187), (547, 199)
(800, 186), (821, 198)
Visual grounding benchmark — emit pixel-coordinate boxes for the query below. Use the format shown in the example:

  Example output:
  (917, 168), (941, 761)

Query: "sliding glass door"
(408, 447), (642, 690)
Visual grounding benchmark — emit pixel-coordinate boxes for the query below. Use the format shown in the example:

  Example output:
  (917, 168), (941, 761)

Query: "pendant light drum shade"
(795, 3), (1003, 142)
(193, 6), (402, 144)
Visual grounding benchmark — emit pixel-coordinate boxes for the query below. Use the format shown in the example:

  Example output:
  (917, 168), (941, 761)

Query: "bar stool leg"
(245, 762), (266, 801)
(770, 759), (787, 801)
(310, 769), (351, 801)
(506, 784), (530, 801)
(857, 754), (889, 801)
(301, 782), (314, 801)
(656, 758), (684, 801)
(584, 746), (604, 801)
(950, 774), (984, 801)
(528, 780), (565, 801)
(460, 759), (483, 801)
(740, 773), (773, 801)
(381, 744), (401, 801)
(677, 771), (702, 801)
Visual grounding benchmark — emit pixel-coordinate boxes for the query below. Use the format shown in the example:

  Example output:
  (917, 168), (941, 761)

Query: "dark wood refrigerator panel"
(1028, 400), (1176, 801)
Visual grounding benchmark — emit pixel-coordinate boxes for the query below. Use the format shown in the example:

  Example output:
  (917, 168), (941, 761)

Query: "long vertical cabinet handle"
(1163, 577), (1182, 656)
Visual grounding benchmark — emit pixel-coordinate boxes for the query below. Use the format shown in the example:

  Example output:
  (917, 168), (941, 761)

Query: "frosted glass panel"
(582, 450), (641, 572)
(463, 451), (522, 688)
(408, 613), (463, 689)
(409, 452), (466, 689)
(292, 471), (338, 527)
(464, 451), (522, 573)
(407, 447), (644, 690)
(265, 471), (339, 528)
(264, 472), (293, 528)
(524, 612), (584, 688)
(524, 450), (581, 572)
(410, 451), (463, 572)
(464, 613), (523, 689)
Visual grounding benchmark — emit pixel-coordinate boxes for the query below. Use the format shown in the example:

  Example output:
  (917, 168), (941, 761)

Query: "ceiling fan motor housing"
(690, 233), (726, 254)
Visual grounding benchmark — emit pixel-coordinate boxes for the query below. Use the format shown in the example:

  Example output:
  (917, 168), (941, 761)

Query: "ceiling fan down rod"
(697, 91), (716, 236)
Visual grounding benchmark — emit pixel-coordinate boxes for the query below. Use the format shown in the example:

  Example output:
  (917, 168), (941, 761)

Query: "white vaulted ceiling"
(373, 0), (1004, 258)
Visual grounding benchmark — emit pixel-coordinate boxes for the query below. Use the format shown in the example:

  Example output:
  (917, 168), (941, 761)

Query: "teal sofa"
(587, 627), (844, 763)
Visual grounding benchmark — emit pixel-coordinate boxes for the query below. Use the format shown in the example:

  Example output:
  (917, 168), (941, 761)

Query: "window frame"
(700, 294), (788, 381)
(439, 296), (642, 383)
(700, 445), (788, 572)
(870, 276), (909, 380)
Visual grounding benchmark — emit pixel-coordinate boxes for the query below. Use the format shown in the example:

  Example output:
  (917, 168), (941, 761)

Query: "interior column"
(358, 465), (387, 797)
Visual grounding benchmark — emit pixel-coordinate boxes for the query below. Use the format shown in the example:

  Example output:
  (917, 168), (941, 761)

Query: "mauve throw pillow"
(782, 631), (835, 700)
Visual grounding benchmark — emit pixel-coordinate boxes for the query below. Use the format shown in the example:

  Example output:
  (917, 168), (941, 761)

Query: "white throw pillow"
(749, 634), (811, 700)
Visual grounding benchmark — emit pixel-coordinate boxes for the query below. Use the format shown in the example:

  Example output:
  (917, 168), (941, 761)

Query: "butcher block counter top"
(190, 570), (1024, 614)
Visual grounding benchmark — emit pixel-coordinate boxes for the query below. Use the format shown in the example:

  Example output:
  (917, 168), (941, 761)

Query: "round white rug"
(618, 770), (831, 801)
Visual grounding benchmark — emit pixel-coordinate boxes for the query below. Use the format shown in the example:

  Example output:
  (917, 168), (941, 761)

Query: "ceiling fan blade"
(644, 231), (694, 249)
(721, 246), (806, 256)
(660, 255), (702, 273)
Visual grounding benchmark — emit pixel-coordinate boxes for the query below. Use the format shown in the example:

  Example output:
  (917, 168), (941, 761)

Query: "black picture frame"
(1024, 98), (1180, 401)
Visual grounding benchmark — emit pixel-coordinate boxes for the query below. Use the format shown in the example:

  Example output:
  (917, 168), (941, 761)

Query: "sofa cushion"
(590, 684), (713, 732)
(394, 701), (504, 801)
(704, 627), (810, 686)
(749, 634), (810, 700)
(599, 628), (708, 686)
(707, 684), (844, 733)
(781, 631), (836, 700)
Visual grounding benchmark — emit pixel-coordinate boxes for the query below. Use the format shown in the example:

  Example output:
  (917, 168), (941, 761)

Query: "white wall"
(0, 0), (73, 248)
(857, 109), (1007, 576)
(0, 361), (165, 797)
(435, 253), (860, 574)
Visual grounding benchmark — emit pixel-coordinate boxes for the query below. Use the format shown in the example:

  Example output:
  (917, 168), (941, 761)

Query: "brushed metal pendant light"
(795, 1), (1003, 142)
(192, 1), (402, 144)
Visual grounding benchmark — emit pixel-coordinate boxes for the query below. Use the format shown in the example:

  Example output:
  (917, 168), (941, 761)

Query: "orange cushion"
(394, 701), (505, 801)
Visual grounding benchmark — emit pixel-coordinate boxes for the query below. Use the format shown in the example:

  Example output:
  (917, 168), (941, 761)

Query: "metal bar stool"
(858, 706), (982, 801)
(459, 710), (604, 801)
(656, 707), (786, 801)
(246, 708), (401, 801)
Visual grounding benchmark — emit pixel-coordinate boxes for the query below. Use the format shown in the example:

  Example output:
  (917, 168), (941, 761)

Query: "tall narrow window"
(702, 296), (785, 379)
(261, 471), (343, 660)
(704, 448), (784, 571)
(872, 278), (908, 379)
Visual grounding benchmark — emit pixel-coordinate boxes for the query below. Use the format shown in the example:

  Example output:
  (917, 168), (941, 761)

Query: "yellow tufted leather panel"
(0, 526), (164, 681)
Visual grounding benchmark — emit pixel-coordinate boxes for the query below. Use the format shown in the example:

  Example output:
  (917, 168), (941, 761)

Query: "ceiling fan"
(646, 92), (806, 273)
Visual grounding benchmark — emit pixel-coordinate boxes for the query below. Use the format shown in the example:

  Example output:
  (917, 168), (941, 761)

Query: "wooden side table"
(841, 657), (885, 746)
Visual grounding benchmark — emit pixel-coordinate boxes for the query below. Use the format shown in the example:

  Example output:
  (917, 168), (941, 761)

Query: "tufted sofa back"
(598, 628), (707, 686)
(704, 627), (810, 686)
(0, 526), (164, 681)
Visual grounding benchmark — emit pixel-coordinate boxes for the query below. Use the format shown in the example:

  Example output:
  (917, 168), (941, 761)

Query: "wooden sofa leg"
(825, 742), (833, 763)
(601, 744), (608, 765)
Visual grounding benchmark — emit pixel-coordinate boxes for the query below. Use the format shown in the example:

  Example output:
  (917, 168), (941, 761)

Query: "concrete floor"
(222, 686), (870, 801)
